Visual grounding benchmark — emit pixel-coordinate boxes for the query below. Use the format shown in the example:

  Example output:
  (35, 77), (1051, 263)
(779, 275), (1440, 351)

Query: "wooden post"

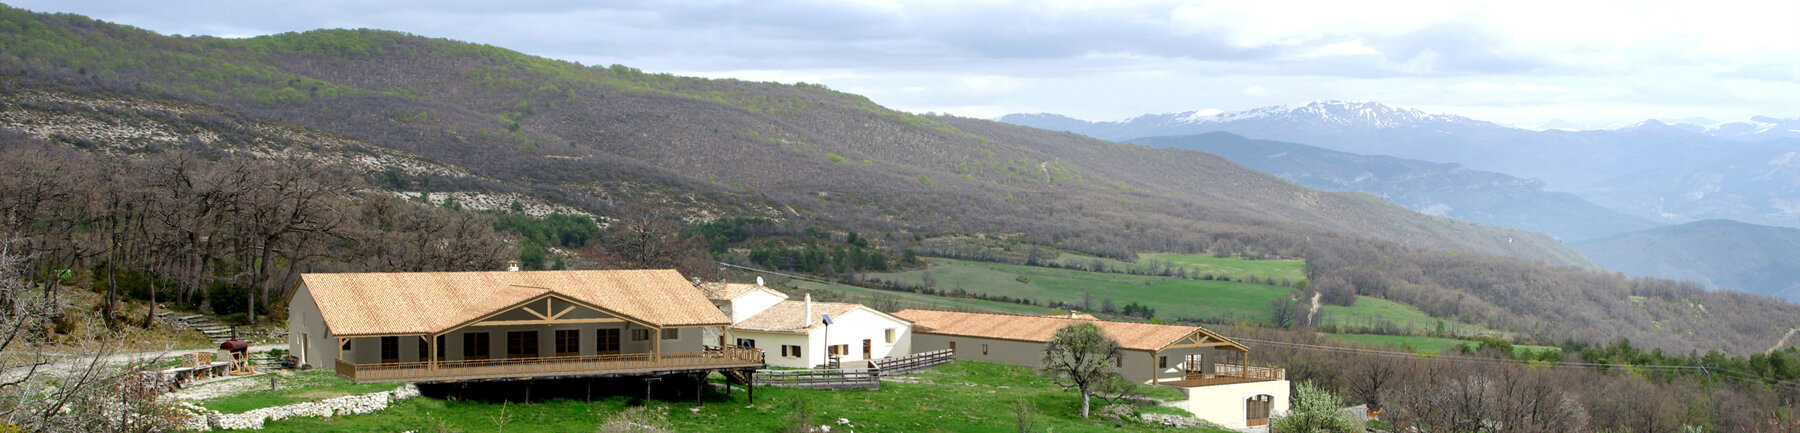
(1152, 350), (1160, 385)
(695, 372), (705, 406)
(653, 327), (662, 363)
(428, 334), (438, 371)
(747, 369), (755, 404)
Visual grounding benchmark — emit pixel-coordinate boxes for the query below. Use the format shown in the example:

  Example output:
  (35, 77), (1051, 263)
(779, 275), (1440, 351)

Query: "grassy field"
(866, 257), (1496, 338)
(1328, 333), (1559, 356)
(1044, 253), (1306, 285)
(198, 370), (402, 413)
(785, 279), (1057, 315)
(255, 361), (1222, 433)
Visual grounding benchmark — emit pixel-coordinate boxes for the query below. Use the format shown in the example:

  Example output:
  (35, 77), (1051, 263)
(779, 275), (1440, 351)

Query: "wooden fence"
(754, 368), (880, 390)
(869, 349), (954, 375)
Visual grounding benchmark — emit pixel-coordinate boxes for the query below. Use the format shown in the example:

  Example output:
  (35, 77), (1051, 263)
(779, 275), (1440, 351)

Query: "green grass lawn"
(1135, 253), (1306, 284)
(198, 370), (401, 413)
(255, 361), (1226, 433)
(1317, 298), (1496, 337)
(1327, 333), (1559, 356)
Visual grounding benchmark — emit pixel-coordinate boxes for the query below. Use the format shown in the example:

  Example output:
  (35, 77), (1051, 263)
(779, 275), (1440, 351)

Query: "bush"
(207, 281), (250, 316)
(1272, 381), (1360, 433)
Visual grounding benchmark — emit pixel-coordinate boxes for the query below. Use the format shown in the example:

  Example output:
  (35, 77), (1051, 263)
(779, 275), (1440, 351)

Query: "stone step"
(175, 315), (205, 321)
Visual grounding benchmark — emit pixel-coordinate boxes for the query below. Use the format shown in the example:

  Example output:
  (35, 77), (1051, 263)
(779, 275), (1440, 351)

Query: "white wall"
(728, 289), (786, 323)
(815, 308), (912, 364)
(732, 330), (813, 368)
(1172, 380), (1291, 429)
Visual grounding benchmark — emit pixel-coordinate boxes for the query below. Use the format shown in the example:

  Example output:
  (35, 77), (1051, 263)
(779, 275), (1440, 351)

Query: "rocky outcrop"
(183, 383), (420, 430)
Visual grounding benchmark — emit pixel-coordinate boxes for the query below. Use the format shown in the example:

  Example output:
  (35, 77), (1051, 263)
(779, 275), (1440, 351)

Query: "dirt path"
(1306, 291), (1322, 325)
(6, 343), (283, 383)
(1769, 327), (1800, 354)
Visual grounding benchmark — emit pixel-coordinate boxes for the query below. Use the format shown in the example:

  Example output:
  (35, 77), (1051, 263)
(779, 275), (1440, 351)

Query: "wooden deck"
(336, 345), (763, 383)
(1159, 363), (1286, 388)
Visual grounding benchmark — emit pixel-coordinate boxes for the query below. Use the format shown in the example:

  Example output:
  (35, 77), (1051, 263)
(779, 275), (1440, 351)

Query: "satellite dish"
(756, 276), (765, 287)
(821, 313), (834, 325)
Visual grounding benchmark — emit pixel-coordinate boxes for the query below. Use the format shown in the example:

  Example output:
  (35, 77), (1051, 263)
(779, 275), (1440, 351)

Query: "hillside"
(5, 6), (1800, 354)
(1131, 132), (1660, 241)
(1574, 220), (1800, 302)
(1577, 143), (1800, 228)
(0, 6), (1581, 266)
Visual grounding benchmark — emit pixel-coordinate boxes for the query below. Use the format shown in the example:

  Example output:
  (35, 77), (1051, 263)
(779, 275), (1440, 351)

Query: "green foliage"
(824, 152), (846, 163)
(917, 175), (933, 186)
(1271, 381), (1360, 433)
(1040, 322), (1124, 419)
(749, 243), (888, 273)
(689, 217), (771, 254)
(493, 213), (598, 249)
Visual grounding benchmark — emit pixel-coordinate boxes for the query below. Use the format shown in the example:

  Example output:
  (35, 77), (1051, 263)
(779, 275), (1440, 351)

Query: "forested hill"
(0, 5), (1577, 265)
(5, 6), (1800, 354)
(1574, 220), (1800, 302)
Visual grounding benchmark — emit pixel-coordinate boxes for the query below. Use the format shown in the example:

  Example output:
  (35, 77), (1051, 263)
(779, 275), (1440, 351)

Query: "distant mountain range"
(1574, 220), (1800, 302)
(1001, 101), (1800, 189)
(1002, 101), (1800, 230)
(1130, 132), (1659, 241)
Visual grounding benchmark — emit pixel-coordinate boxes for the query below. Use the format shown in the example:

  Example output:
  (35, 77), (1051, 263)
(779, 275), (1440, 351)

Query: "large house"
(699, 282), (913, 368)
(893, 309), (1290, 429)
(287, 270), (763, 384)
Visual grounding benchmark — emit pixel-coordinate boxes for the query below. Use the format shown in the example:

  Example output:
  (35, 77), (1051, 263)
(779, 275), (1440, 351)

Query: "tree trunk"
(1080, 385), (1092, 419)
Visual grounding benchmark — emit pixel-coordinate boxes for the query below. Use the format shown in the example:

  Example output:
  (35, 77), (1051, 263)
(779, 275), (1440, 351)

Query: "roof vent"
(506, 260), (521, 272)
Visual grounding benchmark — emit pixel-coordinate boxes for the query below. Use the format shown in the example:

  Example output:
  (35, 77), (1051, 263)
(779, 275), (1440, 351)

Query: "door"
(1185, 354), (1205, 374)
(862, 339), (872, 359)
(1247, 395), (1274, 427)
(380, 336), (399, 364)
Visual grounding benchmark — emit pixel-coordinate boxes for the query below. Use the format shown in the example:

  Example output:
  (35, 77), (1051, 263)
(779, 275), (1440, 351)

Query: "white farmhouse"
(698, 282), (913, 368)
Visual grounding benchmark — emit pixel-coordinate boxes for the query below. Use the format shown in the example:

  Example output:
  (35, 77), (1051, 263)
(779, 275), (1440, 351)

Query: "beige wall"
(1170, 380), (1291, 429)
(911, 332), (1236, 383)
(286, 283), (333, 368)
(727, 289), (787, 323)
(732, 330), (812, 368)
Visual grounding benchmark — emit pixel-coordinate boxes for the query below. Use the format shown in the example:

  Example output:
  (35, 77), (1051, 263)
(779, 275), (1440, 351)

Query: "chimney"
(506, 260), (521, 272)
(804, 293), (813, 328)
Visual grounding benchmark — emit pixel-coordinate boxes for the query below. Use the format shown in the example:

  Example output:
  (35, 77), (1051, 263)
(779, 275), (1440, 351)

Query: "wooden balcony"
(1160, 363), (1286, 388)
(336, 345), (764, 383)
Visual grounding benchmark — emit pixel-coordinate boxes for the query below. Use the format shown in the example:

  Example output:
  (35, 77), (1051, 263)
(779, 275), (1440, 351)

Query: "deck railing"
(1195, 363), (1286, 381)
(868, 348), (955, 375)
(336, 345), (764, 383)
(755, 368), (880, 390)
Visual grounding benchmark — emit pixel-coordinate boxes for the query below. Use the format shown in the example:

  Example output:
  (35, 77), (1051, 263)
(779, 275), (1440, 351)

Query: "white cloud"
(1242, 85), (1268, 97)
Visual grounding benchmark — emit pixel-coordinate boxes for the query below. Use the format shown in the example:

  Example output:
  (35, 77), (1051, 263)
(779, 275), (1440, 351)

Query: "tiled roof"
(696, 282), (782, 301)
(300, 269), (730, 337)
(732, 300), (861, 334)
(893, 309), (1248, 352)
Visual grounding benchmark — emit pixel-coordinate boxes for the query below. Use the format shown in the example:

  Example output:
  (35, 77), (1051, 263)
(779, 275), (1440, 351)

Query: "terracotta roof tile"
(892, 309), (1247, 352)
(697, 282), (769, 301)
(732, 300), (860, 334)
(300, 270), (729, 337)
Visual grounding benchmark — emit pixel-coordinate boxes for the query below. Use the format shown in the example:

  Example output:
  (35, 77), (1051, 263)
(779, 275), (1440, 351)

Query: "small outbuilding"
(698, 282), (913, 369)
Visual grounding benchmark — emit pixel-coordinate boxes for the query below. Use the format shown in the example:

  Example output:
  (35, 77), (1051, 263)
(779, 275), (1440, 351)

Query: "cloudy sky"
(14, 0), (1799, 128)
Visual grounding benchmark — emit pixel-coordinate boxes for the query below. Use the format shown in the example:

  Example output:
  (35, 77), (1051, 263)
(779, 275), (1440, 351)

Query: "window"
(781, 344), (802, 358)
(506, 331), (538, 358)
(1159, 356), (1168, 369)
(463, 333), (490, 360)
(341, 339), (352, 351)
(736, 338), (756, 348)
(554, 330), (580, 356)
(1115, 357), (1122, 368)
(596, 329), (621, 354)
(631, 328), (652, 341)
(828, 344), (849, 356)
(660, 328), (679, 340)
(380, 337), (399, 364)
(885, 328), (897, 344)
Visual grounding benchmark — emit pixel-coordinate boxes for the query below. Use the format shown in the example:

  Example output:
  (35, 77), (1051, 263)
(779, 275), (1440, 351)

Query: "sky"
(13, 0), (1799, 129)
